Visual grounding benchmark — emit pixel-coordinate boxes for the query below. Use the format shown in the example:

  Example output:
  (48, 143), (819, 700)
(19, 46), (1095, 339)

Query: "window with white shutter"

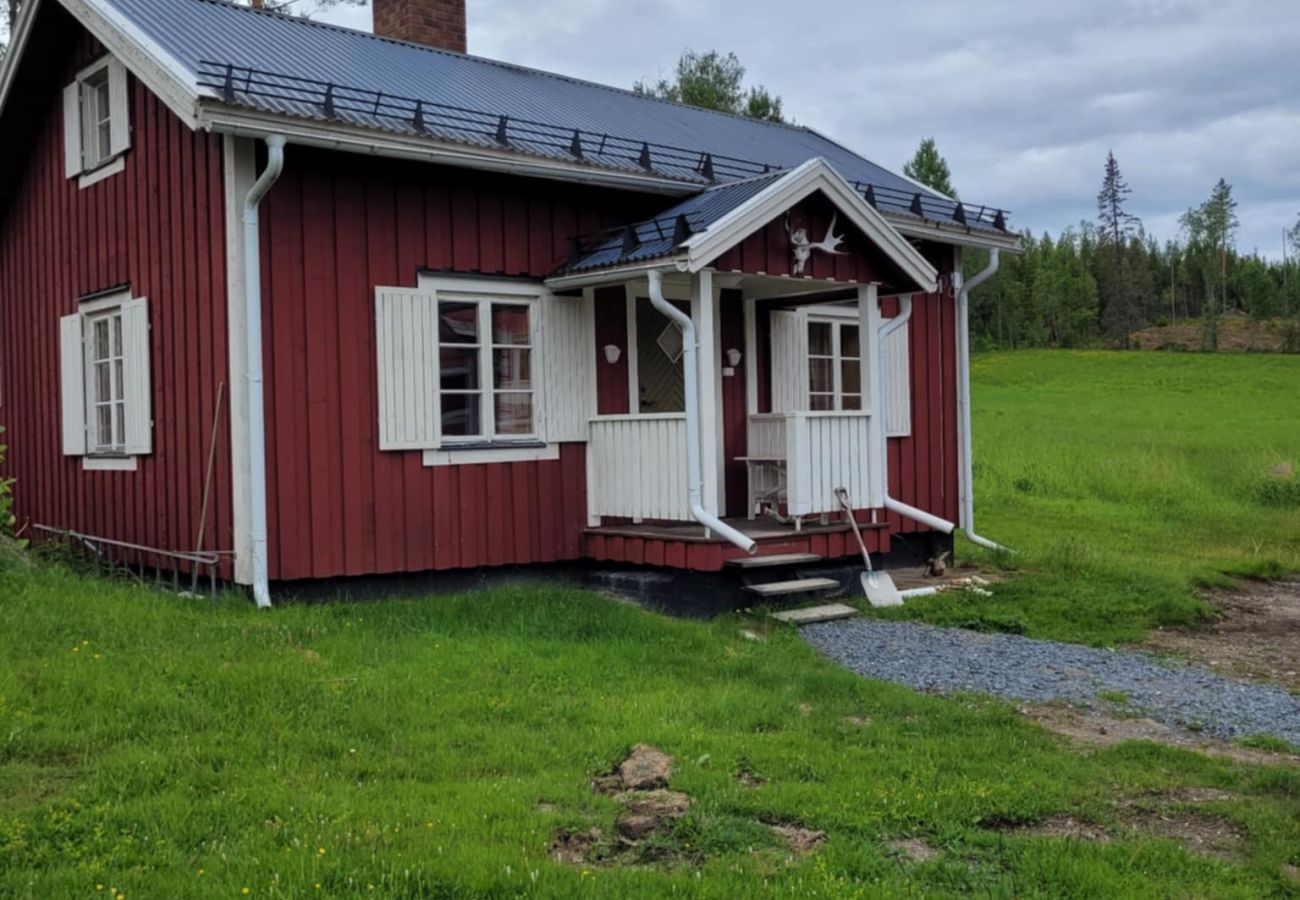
(375, 276), (573, 466)
(60, 291), (152, 469)
(63, 56), (131, 186)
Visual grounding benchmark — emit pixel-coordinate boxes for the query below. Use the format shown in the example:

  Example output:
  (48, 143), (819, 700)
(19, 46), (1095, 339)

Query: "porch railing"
(587, 414), (690, 521)
(746, 412), (873, 516)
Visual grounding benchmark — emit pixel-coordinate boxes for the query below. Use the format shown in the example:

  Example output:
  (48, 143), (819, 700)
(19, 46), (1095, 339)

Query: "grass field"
(876, 351), (1300, 645)
(2, 351), (1300, 898)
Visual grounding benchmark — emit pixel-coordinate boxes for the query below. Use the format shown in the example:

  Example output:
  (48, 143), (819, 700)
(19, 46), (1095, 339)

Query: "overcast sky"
(319, 1), (1299, 256)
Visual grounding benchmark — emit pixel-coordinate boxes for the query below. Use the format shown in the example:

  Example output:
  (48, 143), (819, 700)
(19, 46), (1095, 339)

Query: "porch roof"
(548, 159), (940, 293)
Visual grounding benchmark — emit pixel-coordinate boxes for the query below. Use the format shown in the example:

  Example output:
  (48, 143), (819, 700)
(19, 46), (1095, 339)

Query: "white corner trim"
(224, 134), (255, 586)
(83, 455), (138, 471)
(422, 443), (561, 467)
(78, 155), (126, 189)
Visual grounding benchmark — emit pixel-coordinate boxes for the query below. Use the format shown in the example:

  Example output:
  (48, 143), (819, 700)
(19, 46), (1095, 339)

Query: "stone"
(771, 824), (827, 853)
(617, 743), (673, 791)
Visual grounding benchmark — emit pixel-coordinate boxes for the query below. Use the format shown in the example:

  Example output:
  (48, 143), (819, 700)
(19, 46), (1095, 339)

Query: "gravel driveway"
(802, 619), (1300, 747)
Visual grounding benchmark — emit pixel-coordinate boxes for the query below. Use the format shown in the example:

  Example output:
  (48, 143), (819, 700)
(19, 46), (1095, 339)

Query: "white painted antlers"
(787, 211), (847, 275)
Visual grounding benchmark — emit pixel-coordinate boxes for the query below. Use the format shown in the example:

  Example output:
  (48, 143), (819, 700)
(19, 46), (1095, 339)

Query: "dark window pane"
(95, 362), (111, 403)
(115, 402), (126, 446)
(439, 302), (478, 344)
(494, 348), (532, 390)
(809, 394), (833, 411)
(842, 394), (862, 411)
(440, 392), (481, 436)
(842, 360), (860, 395)
(440, 348), (480, 390)
(112, 316), (123, 357)
(809, 357), (833, 393)
(97, 406), (112, 447)
(841, 325), (859, 358)
(494, 392), (533, 435)
(94, 318), (110, 360)
(809, 321), (832, 356)
(491, 304), (529, 345)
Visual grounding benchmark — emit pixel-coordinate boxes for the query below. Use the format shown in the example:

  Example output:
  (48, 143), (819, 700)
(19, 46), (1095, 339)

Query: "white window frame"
(434, 291), (539, 444)
(62, 290), (151, 471)
(806, 316), (863, 412)
(65, 55), (130, 188)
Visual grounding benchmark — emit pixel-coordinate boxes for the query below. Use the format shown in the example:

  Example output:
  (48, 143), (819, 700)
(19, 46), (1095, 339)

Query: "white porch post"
(693, 269), (723, 516)
(860, 283), (884, 509)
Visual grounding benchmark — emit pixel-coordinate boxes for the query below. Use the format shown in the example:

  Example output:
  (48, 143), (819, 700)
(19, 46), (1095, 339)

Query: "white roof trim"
(0, 0), (201, 127)
(680, 158), (939, 290)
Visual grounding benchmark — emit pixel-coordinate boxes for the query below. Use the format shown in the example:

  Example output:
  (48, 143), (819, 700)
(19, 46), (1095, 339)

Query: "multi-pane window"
(437, 299), (534, 440)
(807, 319), (861, 411)
(82, 68), (113, 169)
(86, 310), (126, 452)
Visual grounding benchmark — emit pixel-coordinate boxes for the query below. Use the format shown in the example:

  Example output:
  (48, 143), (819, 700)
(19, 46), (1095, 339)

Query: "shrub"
(1255, 475), (1300, 509)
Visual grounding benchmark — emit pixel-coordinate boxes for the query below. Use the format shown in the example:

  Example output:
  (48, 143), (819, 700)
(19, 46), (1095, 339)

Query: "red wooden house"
(0, 0), (1019, 606)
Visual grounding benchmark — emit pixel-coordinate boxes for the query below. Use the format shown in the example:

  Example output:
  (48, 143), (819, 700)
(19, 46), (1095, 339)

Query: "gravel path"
(802, 619), (1300, 747)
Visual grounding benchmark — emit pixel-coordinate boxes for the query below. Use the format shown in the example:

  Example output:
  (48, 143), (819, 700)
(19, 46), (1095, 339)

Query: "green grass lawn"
(875, 350), (1300, 645)
(2, 351), (1300, 898)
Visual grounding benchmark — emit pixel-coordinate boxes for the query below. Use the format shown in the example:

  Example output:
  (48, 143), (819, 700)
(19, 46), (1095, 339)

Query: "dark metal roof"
(101, 0), (1011, 234)
(558, 170), (789, 275)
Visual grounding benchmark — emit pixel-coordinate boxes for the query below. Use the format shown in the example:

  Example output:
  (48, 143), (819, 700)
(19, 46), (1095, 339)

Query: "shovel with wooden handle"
(834, 487), (902, 607)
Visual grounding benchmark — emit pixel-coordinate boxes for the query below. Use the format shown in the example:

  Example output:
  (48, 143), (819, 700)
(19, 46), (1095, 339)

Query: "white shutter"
(121, 297), (152, 454)
(107, 58), (131, 157)
(884, 321), (911, 437)
(63, 82), (82, 178)
(537, 293), (593, 442)
(60, 314), (87, 455)
(375, 287), (439, 450)
(769, 309), (808, 412)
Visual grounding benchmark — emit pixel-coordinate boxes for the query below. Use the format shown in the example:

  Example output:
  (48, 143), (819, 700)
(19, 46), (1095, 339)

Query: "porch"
(582, 514), (890, 572)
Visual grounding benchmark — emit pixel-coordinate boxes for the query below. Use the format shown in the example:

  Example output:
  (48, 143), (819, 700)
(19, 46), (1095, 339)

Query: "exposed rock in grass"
(1118, 787), (1241, 807)
(1023, 704), (1300, 767)
(736, 769), (764, 787)
(1011, 815), (1112, 843)
(770, 824), (826, 853)
(841, 715), (871, 728)
(1127, 810), (1245, 860)
(617, 743), (673, 791)
(614, 789), (691, 841)
(887, 837), (940, 862)
(549, 827), (603, 864)
(1281, 863), (1300, 886)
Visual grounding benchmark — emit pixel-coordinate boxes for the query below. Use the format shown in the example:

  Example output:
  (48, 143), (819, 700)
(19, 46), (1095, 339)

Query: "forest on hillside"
(926, 149), (1300, 353)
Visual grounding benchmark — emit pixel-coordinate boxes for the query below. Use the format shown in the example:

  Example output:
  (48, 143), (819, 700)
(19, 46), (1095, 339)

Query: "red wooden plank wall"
(0, 31), (234, 569)
(593, 286), (630, 415)
(712, 193), (909, 287)
(258, 147), (652, 580)
(718, 289), (749, 516)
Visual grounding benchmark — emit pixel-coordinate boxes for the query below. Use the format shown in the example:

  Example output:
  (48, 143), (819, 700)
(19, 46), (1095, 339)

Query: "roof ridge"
(186, 0), (820, 138)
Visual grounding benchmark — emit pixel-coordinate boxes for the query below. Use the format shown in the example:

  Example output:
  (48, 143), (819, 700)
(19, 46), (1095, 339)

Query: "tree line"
(911, 144), (1300, 352)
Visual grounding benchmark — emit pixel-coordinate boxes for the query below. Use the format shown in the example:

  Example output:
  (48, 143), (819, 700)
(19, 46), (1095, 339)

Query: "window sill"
(422, 442), (559, 467)
(83, 454), (138, 472)
(77, 155), (125, 189)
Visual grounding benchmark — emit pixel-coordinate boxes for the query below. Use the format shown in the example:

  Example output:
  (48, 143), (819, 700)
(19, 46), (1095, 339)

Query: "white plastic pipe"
(875, 294), (956, 535)
(956, 250), (1012, 553)
(647, 270), (757, 555)
(242, 135), (286, 608)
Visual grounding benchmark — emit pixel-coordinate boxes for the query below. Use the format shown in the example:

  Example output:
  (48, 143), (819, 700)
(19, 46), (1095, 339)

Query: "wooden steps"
(726, 552), (823, 569)
(744, 577), (840, 598)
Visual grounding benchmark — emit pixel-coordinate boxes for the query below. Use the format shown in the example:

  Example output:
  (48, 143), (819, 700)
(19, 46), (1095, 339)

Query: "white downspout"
(242, 135), (286, 608)
(647, 270), (757, 555)
(875, 294), (957, 535)
(956, 250), (1012, 553)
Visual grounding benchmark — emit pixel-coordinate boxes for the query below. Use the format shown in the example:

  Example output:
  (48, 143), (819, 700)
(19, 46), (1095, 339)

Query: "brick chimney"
(372, 0), (467, 54)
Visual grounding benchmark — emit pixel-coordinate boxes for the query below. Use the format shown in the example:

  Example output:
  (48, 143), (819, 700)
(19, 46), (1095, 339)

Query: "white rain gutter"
(875, 294), (957, 535)
(242, 135), (286, 608)
(956, 250), (1012, 553)
(647, 270), (757, 556)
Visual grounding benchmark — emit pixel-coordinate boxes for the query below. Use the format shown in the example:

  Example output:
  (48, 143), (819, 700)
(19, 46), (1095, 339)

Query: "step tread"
(769, 602), (859, 624)
(726, 552), (824, 569)
(745, 577), (841, 597)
